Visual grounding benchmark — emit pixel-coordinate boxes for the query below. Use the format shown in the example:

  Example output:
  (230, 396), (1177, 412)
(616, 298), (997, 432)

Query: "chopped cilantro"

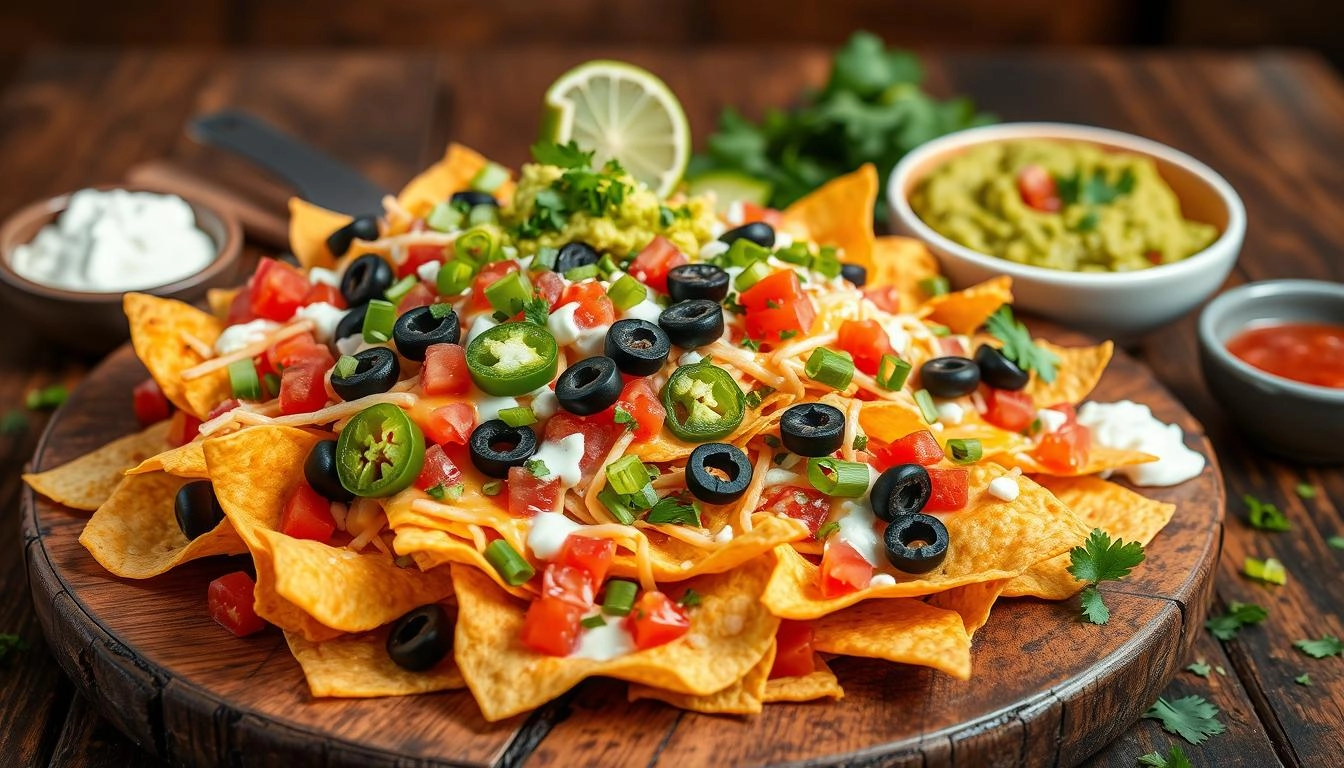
(1056, 167), (1136, 206)
(1296, 483), (1317, 499)
(425, 484), (447, 500)
(1243, 556), (1287, 585)
(1329, 535), (1344, 550)
(646, 496), (701, 527)
(444, 484), (465, 501)
(1204, 601), (1268, 640)
(740, 337), (762, 352)
(0, 633), (28, 667)
(481, 480), (503, 496)
(1243, 494), (1291, 532)
(428, 302), (454, 319)
(678, 589), (702, 608)
(815, 521), (840, 540)
(523, 295), (551, 327)
(1, 410), (27, 436)
(1073, 209), (1100, 233)
(1294, 635), (1344, 659)
(1295, 673), (1313, 686)
(1138, 745), (1192, 768)
(985, 306), (1059, 383)
(613, 407), (637, 432)
(580, 614), (607, 629)
(779, 329), (799, 340)
(525, 459), (551, 478)
(1067, 529), (1145, 625)
(722, 294), (745, 315)
(852, 433), (869, 451)
(1142, 695), (1225, 744)
(1185, 660), (1211, 678)
(530, 140), (594, 169)
(25, 384), (68, 411)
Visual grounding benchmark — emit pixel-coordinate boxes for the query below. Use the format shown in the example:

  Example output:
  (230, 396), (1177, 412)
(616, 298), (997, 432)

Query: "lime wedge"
(541, 60), (690, 197)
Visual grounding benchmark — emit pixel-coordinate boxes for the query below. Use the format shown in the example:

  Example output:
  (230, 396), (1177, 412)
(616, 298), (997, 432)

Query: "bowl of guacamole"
(888, 123), (1245, 340)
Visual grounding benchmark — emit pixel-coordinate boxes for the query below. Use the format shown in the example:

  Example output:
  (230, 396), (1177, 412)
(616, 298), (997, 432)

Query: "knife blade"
(189, 110), (389, 217)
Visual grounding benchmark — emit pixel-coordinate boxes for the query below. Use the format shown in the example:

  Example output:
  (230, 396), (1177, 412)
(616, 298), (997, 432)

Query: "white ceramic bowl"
(888, 122), (1245, 342)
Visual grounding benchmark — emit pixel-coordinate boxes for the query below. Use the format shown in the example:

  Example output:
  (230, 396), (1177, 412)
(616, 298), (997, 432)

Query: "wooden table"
(1, 47), (1340, 768)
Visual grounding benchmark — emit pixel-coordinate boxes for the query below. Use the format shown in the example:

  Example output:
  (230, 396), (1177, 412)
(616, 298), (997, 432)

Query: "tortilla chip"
(762, 465), (1089, 619)
(452, 557), (779, 722)
(920, 276), (1013, 335)
(206, 287), (240, 319)
(398, 143), (515, 219)
(811, 598), (972, 680)
(78, 470), (246, 578)
(780, 165), (876, 269)
(124, 293), (230, 420)
(391, 524), (533, 600)
(1004, 476), (1176, 599)
(203, 426), (455, 641)
(627, 640), (775, 715)
(285, 612), (466, 698)
(632, 514), (808, 583)
(763, 654), (843, 702)
(24, 421), (170, 511)
(288, 198), (351, 271)
(995, 446), (1158, 477)
(867, 236), (941, 313)
(126, 440), (208, 478)
(927, 578), (1010, 637)
(858, 400), (928, 446)
(1025, 341), (1114, 406)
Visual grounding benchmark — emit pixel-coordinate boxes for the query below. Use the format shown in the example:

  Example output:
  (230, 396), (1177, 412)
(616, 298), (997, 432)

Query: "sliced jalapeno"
(336, 403), (426, 498)
(465, 321), (560, 397)
(660, 362), (745, 442)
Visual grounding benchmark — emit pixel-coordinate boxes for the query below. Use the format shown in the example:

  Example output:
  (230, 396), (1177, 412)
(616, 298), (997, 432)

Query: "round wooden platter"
(22, 329), (1223, 768)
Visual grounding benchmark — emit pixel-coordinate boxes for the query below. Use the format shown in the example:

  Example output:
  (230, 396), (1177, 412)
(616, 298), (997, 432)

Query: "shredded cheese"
(180, 331), (215, 359)
(181, 320), (315, 381)
(235, 392), (414, 429)
(735, 451), (775, 533)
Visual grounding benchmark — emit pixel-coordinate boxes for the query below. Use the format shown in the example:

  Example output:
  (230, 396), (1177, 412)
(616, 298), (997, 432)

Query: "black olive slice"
(340, 253), (395, 307)
(335, 303), (368, 342)
(658, 299), (725, 349)
(393, 305), (461, 361)
(686, 443), (753, 504)
(174, 480), (225, 540)
(469, 420), (538, 478)
(883, 513), (949, 573)
(870, 463), (932, 523)
(555, 356), (624, 415)
(326, 215), (380, 258)
(840, 263), (867, 287)
(666, 263), (730, 303)
(305, 440), (354, 503)
(554, 242), (600, 274)
(919, 356), (980, 398)
(779, 403), (846, 457)
(331, 346), (400, 402)
(386, 604), (454, 671)
(450, 190), (498, 208)
(719, 221), (775, 249)
(605, 319), (671, 376)
(974, 344), (1030, 391)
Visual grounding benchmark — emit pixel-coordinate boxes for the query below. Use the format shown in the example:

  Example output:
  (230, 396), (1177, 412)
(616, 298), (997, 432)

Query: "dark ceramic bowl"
(1198, 279), (1344, 463)
(0, 186), (243, 356)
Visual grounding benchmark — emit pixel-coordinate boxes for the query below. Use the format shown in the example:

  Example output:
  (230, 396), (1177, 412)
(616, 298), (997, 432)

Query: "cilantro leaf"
(525, 459), (551, 479)
(646, 496), (701, 527)
(678, 588), (702, 608)
(530, 140), (593, 169)
(0, 410), (27, 436)
(0, 633), (29, 667)
(1185, 660), (1211, 678)
(1138, 745), (1192, 768)
(1204, 601), (1268, 640)
(1294, 635), (1344, 659)
(1143, 695), (1226, 744)
(1328, 535), (1344, 550)
(1067, 529), (1145, 625)
(852, 433), (868, 451)
(523, 295), (550, 327)
(425, 483), (446, 500)
(1078, 586), (1111, 625)
(1296, 483), (1317, 499)
(613, 407), (637, 432)
(985, 306), (1060, 383)
(1073, 209), (1100, 233)
(1295, 673), (1313, 686)
(1243, 494), (1291, 532)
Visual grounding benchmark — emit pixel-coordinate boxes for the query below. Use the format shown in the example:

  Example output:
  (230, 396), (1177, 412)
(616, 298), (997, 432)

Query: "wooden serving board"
(21, 331), (1223, 768)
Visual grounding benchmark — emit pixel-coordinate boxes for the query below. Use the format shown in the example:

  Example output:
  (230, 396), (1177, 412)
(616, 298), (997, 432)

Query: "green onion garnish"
(334, 355), (359, 379)
(468, 204), (499, 226)
(598, 487), (637, 525)
(774, 242), (812, 266)
(454, 225), (500, 263)
(877, 354), (912, 390)
(928, 323), (951, 337)
(24, 384), (67, 411)
(597, 254), (620, 277)
(580, 614), (607, 629)
(919, 275), (950, 298)
(498, 406), (537, 427)
(626, 483), (660, 511)
(807, 457), (871, 498)
(734, 260), (772, 292)
(810, 248), (842, 279)
(262, 373), (281, 400)
(533, 246), (559, 271)
(385, 274), (419, 305)
(426, 201), (463, 233)
(484, 539), (535, 586)
(227, 359), (262, 401)
(563, 263), (600, 282)
(429, 302), (453, 320)
(425, 483), (447, 500)
(725, 238), (770, 267)
(946, 438), (983, 464)
(470, 162), (509, 193)
(605, 455), (650, 496)
(362, 299), (397, 343)
(804, 348), (855, 391)
(914, 389), (939, 424)
(602, 579), (638, 616)
(483, 270), (533, 316)
(606, 274), (647, 311)
(482, 480), (503, 497)
(436, 260), (475, 296)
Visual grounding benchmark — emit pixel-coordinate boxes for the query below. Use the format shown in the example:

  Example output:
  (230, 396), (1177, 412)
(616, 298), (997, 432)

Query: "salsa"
(1226, 322), (1344, 389)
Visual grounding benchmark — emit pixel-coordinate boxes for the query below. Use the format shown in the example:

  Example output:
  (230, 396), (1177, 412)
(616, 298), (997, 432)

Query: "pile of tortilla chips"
(24, 143), (1179, 722)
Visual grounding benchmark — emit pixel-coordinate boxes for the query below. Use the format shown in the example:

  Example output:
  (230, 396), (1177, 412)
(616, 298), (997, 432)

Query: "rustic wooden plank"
(48, 694), (169, 768)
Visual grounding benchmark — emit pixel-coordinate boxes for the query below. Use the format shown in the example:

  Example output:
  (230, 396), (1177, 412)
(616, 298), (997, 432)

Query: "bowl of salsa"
(1199, 279), (1344, 463)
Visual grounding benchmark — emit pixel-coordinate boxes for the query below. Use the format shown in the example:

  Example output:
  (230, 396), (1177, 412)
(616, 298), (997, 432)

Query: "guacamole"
(911, 140), (1218, 272)
(505, 163), (715, 257)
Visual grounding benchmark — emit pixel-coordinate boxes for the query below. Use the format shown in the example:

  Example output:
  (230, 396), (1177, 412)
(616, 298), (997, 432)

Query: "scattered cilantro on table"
(688, 31), (993, 216)
(1327, 536), (1344, 550)
(1293, 635), (1344, 659)
(1138, 744), (1192, 768)
(1205, 601), (1268, 640)
(1295, 673), (1313, 686)
(1067, 529), (1145, 625)
(0, 633), (28, 668)
(986, 306), (1060, 384)
(1295, 483), (1317, 500)
(1185, 660), (1211, 678)
(25, 384), (67, 411)
(1143, 695), (1226, 744)
(1243, 494), (1291, 532)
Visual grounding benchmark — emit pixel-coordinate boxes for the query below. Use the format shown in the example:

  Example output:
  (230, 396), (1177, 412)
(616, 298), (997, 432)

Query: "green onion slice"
(919, 275), (950, 298)
(606, 274), (647, 310)
(606, 455), (649, 497)
(807, 457), (871, 498)
(482, 480), (503, 497)
(914, 389), (939, 424)
(734, 260), (772, 292)
(580, 614), (606, 629)
(626, 483), (659, 512)
(455, 225), (501, 263)
(563, 263), (600, 282)
(774, 242), (811, 266)
(597, 254), (620, 277)
(598, 487), (637, 525)
(361, 299), (397, 343)
(946, 438), (983, 464)
(468, 204), (499, 226)
(436, 260), (476, 296)
(484, 270), (534, 316)
(484, 539), (535, 586)
(602, 579), (638, 616)
(725, 238), (769, 267)
(877, 354), (912, 391)
(334, 354), (359, 379)
(227, 359), (262, 401)
(498, 406), (537, 427)
(385, 274), (419, 305)
(804, 348), (855, 391)
(810, 247), (841, 279)
(426, 201), (463, 233)
(533, 246), (559, 271)
(470, 162), (509, 193)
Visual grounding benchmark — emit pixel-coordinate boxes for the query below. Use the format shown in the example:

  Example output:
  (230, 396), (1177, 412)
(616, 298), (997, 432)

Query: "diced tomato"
(740, 270), (816, 343)
(1036, 423), (1091, 474)
(869, 430), (944, 470)
(468, 260), (519, 311)
(559, 535), (615, 590)
(983, 388), (1035, 433)
(740, 202), (783, 228)
(757, 486), (831, 536)
(627, 236), (688, 294)
(626, 591), (691, 651)
(863, 285), (902, 314)
(396, 282), (436, 314)
(226, 288), (258, 325)
(544, 412), (617, 477)
(302, 282), (346, 309)
(520, 596), (584, 656)
(837, 319), (895, 376)
(925, 468), (970, 512)
(263, 332), (324, 377)
(278, 357), (334, 415)
(415, 444), (463, 491)
(769, 620), (815, 679)
(132, 378), (172, 426)
(400, 243), (447, 279)
(534, 270), (566, 308)
(207, 571), (267, 638)
(541, 563), (595, 609)
(421, 344), (471, 396)
(611, 378), (665, 441)
(279, 481), (336, 543)
(507, 465), (561, 517)
(1017, 164), (1061, 213)
(248, 257), (311, 322)
(421, 402), (476, 446)
(558, 281), (616, 328)
(167, 410), (201, 447)
(820, 540), (873, 598)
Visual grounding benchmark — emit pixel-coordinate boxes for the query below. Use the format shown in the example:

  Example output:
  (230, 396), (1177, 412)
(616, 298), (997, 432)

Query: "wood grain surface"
(2, 47), (1342, 767)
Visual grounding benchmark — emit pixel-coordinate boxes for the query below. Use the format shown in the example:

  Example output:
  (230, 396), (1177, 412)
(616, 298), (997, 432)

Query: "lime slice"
(541, 60), (690, 197)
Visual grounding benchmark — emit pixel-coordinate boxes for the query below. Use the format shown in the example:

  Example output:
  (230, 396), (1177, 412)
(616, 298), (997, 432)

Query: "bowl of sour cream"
(0, 186), (242, 354)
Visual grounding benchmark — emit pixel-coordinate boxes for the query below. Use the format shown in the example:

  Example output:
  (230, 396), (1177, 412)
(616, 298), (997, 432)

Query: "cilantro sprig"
(985, 306), (1060, 384)
(1294, 635), (1344, 659)
(515, 142), (633, 240)
(1138, 745), (1192, 768)
(1143, 695), (1226, 745)
(1243, 494), (1291, 532)
(1204, 601), (1268, 640)
(1067, 529), (1145, 625)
